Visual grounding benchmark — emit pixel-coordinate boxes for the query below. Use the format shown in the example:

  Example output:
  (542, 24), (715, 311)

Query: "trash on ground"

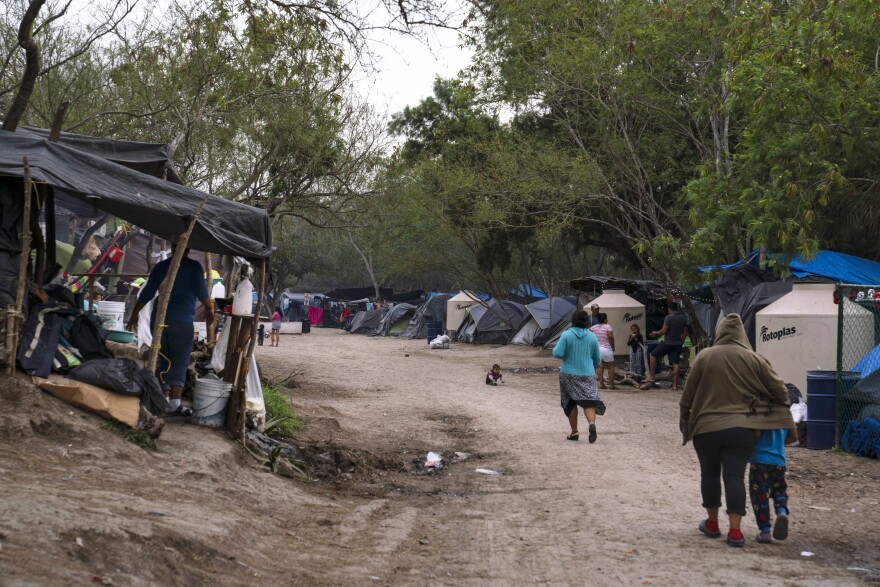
(454, 451), (471, 461)
(424, 452), (443, 468)
(801, 551), (816, 557)
(475, 468), (500, 475)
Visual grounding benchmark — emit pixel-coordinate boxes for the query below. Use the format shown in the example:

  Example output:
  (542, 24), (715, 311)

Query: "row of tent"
(346, 292), (584, 349)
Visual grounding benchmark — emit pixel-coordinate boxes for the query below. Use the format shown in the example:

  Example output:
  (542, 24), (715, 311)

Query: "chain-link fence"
(836, 284), (880, 452)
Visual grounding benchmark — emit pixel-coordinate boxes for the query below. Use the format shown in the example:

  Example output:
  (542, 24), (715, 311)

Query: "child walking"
(749, 428), (795, 543)
(486, 364), (504, 386)
(627, 324), (646, 377)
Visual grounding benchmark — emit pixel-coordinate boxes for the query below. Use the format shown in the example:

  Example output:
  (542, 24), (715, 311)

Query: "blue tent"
(854, 344), (880, 379)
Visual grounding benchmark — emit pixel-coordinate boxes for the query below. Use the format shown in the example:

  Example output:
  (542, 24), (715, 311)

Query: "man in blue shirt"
(127, 247), (214, 415)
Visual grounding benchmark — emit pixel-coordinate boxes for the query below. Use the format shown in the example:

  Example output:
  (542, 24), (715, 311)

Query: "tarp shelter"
(511, 296), (577, 347)
(456, 299), (528, 345)
(376, 303), (416, 336)
(854, 344), (880, 380)
(399, 294), (451, 340)
(348, 307), (389, 334)
(324, 286), (393, 301)
(703, 249), (880, 284)
(0, 131), (272, 311)
(507, 283), (547, 304)
(446, 291), (481, 333)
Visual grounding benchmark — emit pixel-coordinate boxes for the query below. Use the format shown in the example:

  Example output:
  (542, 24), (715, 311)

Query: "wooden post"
(8, 158), (34, 374)
(204, 252), (215, 342)
(227, 258), (267, 437)
(147, 194), (212, 373)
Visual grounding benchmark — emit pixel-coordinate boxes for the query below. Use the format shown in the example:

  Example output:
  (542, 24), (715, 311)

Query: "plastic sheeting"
(399, 295), (451, 339)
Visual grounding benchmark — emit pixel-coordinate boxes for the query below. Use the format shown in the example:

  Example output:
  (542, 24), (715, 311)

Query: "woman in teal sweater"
(552, 310), (604, 443)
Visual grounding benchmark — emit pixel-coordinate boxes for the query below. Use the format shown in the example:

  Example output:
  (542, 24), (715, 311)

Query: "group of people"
(548, 301), (795, 547)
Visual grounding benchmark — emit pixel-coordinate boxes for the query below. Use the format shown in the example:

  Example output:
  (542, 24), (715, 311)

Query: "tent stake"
(147, 193), (211, 373)
(8, 157), (33, 375)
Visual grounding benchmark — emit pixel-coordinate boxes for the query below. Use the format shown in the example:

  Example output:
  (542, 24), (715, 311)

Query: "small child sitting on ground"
(749, 427), (797, 543)
(486, 364), (504, 386)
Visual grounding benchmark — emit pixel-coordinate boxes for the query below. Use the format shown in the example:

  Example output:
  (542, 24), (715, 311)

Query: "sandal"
(167, 406), (193, 417)
(639, 380), (656, 391)
(566, 431), (579, 441)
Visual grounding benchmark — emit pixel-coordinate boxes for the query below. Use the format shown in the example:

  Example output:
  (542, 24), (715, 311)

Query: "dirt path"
(2, 328), (880, 585)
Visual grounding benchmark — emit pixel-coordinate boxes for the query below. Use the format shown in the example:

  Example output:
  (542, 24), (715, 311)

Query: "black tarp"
(456, 300), (528, 345)
(0, 132), (272, 260)
(324, 286), (394, 301)
(399, 294), (451, 339)
(385, 289), (424, 303)
(348, 307), (389, 334)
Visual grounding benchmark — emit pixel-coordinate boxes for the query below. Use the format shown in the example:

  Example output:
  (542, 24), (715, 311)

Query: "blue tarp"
(854, 344), (880, 379)
(509, 284), (547, 300)
(701, 249), (880, 285)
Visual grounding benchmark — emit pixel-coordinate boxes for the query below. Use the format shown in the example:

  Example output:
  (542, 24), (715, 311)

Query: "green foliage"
(102, 421), (157, 451)
(262, 384), (302, 437)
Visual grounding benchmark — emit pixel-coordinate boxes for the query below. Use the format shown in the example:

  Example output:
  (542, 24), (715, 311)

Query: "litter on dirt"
(475, 468), (500, 475)
(424, 452), (443, 468)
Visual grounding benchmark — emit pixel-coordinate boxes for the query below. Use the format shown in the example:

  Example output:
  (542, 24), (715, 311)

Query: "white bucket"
(96, 301), (126, 332)
(192, 378), (232, 428)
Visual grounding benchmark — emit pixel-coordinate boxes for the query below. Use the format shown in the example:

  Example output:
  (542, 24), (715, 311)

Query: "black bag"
(69, 313), (114, 361)
(68, 358), (140, 396)
(134, 369), (170, 415)
(17, 306), (64, 377)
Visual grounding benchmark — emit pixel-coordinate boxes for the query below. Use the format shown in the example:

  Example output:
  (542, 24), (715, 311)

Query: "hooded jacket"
(552, 327), (602, 376)
(680, 314), (794, 443)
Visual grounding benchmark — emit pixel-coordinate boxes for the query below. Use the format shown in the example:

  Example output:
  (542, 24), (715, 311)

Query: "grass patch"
(263, 384), (302, 437)
(102, 421), (157, 450)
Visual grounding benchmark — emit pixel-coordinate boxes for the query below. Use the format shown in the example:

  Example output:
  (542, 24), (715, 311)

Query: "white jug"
(232, 278), (254, 316)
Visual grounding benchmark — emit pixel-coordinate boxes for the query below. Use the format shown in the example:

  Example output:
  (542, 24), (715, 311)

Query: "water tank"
(446, 291), (480, 332)
(755, 283), (873, 394)
(585, 290), (646, 356)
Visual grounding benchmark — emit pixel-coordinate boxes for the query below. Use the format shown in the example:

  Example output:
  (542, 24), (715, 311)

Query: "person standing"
(127, 246), (214, 416)
(270, 306), (282, 347)
(552, 310), (604, 443)
(680, 313), (794, 547)
(587, 303), (601, 326)
(628, 324), (646, 377)
(644, 301), (689, 391)
(590, 312), (616, 389)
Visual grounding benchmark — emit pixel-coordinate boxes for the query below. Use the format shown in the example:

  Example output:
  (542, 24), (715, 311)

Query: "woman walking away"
(590, 313), (616, 389)
(552, 310), (604, 443)
(271, 306), (283, 347)
(680, 314), (795, 547)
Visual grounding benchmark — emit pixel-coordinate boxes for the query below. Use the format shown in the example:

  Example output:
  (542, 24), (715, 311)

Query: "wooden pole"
(231, 258), (267, 437)
(204, 252), (215, 342)
(8, 158), (34, 374)
(147, 194), (212, 373)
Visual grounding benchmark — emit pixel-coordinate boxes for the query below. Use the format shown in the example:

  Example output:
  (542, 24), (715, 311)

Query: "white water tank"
(586, 290), (646, 356)
(755, 283), (874, 393)
(447, 291), (480, 332)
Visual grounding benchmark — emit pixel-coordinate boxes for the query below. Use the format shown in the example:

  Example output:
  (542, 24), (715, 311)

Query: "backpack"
(69, 313), (114, 361)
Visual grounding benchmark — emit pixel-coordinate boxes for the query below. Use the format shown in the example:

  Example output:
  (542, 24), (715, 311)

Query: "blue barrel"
(426, 321), (443, 344)
(806, 370), (860, 449)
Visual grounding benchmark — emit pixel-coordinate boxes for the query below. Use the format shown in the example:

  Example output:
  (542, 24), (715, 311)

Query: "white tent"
(585, 290), (646, 356)
(756, 283), (874, 393)
(446, 291), (481, 333)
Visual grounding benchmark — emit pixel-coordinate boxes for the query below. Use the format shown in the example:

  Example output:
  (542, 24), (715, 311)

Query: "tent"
(510, 296), (577, 347)
(456, 299), (528, 345)
(399, 294), (451, 339)
(854, 344), (880, 379)
(347, 307), (390, 334)
(375, 303), (417, 336)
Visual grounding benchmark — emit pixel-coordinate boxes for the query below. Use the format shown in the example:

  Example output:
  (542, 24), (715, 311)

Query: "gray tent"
(375, 303), (416, 336)
(348, 307), (389, 334)
(399, 295), (451, 339)
(456, 299), (528, 345)
(511, 296), (577, 347)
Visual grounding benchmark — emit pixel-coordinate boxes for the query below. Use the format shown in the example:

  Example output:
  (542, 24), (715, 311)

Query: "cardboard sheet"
(37, 374), (140, 427)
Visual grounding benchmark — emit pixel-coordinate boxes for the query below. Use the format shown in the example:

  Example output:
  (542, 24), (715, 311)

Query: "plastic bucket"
(192, 378), (232, 428)
(96, 301), (126, 332)
(806, 370), (860, 449)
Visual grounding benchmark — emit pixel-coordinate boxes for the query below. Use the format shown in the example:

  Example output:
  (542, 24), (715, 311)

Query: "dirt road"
(2, 328), (879, 585)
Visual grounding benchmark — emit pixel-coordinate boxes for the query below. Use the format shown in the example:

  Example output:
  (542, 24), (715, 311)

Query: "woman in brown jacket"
(680, 314), (795, 547)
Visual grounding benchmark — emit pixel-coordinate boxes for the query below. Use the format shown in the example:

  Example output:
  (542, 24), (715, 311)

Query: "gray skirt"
(560, 372), (606, 416)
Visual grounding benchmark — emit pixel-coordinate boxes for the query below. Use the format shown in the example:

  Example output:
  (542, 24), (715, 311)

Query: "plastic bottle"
(232, 278), (254, 316)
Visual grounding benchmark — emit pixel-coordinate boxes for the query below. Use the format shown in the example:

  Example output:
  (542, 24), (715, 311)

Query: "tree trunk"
(2, 0), (46, 132)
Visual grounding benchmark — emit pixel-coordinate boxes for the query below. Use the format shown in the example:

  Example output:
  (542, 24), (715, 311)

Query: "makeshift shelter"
(446, 291), (481, 333)
(756, 283), (874, 393)
(399, 294), (451, 339)
(347, 307), (389, 334)
(1, 129), (272, 437)
(511, 296), (577, 347)
(324, 286), (393, 301)
(376, 303), (416, 336)
(586, 290), (646, 356)
(456, 300), (528, 345)
(507, 283), (547, 304)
